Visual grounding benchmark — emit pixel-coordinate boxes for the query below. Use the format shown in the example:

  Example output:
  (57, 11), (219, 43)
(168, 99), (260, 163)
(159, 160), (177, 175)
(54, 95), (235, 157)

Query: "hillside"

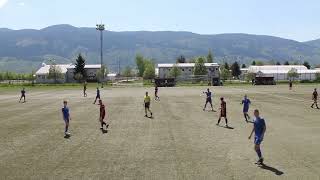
(0, 24), (320, 72)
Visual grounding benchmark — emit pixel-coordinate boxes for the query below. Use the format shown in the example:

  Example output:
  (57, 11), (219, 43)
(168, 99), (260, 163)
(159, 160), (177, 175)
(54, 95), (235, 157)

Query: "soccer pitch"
(0, 84), (319, 179)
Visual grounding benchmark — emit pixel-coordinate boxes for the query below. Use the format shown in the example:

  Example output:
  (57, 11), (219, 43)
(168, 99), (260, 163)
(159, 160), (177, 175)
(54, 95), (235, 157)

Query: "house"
(247, 65), (320, 81)
(66, 64), (101, 82)
(35, 63), (102, 83)
(35, 63), (71, 83)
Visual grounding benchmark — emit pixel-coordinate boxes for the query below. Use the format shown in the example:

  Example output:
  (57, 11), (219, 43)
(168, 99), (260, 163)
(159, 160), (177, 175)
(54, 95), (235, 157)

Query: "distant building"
(157, 63), (220, 85)
(247, 65), (320, 81)
(66, 64), (101, 82)
(35, 63), (71, 83)
(35, 63), (102, 83)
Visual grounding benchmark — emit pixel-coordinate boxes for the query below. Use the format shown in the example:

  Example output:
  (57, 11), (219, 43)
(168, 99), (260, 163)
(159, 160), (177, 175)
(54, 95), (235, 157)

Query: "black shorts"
(206, 98), (212, 103)
(145, 102), (150, 108)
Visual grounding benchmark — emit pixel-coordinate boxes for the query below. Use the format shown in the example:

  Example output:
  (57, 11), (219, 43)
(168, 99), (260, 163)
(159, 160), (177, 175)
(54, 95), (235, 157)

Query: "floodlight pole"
(96, 23), (105, 87)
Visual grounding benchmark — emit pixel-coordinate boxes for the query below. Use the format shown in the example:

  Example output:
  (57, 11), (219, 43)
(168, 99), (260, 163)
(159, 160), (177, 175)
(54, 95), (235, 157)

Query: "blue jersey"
(205, 92), (212, 99)
(254, 117), (265, 138)
(242, 99), (251, 112)
(96, 89), (100, 96)
(62, 106), (70, 120)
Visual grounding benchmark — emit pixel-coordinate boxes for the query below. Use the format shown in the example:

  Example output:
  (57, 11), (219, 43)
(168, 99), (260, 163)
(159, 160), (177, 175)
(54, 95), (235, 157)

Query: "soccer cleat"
(65, 132), (71, 136)
(144, 115), (148, 117)
(257, 158), (264, 165)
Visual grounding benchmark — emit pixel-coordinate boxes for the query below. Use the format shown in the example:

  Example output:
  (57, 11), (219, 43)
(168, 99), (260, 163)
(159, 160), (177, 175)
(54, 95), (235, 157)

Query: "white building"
(35, 63), (71, 83)
(247, 65), (320, 81)
(158, 63), (220, 79)
(66, 64), (101, 82)
(35, 63), (102, 83)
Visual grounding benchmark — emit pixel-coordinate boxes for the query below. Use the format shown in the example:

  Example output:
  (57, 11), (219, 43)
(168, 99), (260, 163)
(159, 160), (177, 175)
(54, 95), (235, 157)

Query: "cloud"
(0, 0), (8, 8)
(18, 2), (25, 6)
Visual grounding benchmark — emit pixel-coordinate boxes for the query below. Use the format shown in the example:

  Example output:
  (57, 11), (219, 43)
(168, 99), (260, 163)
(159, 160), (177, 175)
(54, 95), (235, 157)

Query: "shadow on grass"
(64, 135), (71, 139)
(259, 163), (284, 176)
(216, 124), (234, 129)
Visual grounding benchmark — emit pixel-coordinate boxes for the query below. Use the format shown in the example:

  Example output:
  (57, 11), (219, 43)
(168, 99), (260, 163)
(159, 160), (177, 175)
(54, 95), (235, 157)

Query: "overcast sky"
(1, 0), (320, 42)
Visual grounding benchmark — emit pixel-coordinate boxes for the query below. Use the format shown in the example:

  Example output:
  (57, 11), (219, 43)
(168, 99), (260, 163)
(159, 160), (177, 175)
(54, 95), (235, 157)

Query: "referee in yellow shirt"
(144, 92), (153, 117)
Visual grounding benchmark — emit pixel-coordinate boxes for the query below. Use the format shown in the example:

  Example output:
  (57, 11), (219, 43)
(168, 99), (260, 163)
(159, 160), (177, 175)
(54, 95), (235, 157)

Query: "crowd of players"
(17, 83), (319, 165)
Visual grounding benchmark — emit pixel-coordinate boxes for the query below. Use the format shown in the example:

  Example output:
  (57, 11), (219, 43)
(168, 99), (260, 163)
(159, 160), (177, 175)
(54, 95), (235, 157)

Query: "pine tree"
(74, 54), (86, 80)
(231, 62), (241, 78)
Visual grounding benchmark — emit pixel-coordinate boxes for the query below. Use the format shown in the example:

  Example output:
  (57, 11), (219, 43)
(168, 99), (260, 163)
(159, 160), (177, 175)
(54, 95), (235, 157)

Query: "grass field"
(0, 84), (320, 179)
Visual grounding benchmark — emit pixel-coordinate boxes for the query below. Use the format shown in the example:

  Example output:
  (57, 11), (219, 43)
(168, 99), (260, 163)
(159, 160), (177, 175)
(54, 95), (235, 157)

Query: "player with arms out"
(19, 88), (26, 103)
(203, 88), (214, 111)
(248, 109), (266, 165)
(216, 97), (228, 127)
(311, 88), (319, 109)
(93, 87), (101, 104)
(241, 95), (251, 123)
(61, 100), (71, 137)
(98, 99), (108, 131)
(144, 92), (153, 118)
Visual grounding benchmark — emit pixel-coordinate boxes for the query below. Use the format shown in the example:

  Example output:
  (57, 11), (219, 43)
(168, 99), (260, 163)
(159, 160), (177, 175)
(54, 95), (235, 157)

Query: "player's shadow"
(101, 129), (108, 134)
(64, 135), (71, 139)
(216, 124), (234, 130)
(259, 163), (284, 176)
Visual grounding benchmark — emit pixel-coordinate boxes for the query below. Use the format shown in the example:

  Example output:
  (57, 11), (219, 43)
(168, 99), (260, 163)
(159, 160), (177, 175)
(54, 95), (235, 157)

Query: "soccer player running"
(155, 85), (160, 101)
(98, 99), (108, 130)
(248, 109), (266, 165)
(83, 81), (87, 97)
(144, 92), (153, 118)
(203, 88), (214, 111)
(311, 88), (319, 109)
(61, 100), (71, 136)
(216, 97), (228, 127)
(241, 95), (251, 123)
(93, 87), (101, 104)
(19, 87), (26, 103)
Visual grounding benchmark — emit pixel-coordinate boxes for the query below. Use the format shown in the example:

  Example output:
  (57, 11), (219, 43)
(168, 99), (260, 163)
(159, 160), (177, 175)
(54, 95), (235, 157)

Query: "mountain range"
(0, 24), (320, 73)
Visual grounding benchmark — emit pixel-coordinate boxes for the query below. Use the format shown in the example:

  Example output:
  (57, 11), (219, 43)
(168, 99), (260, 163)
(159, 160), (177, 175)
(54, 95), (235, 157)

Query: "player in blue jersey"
(248, 109), (266, 165)
(203, 88), (214, 111)
(19, 88), (26, 103)
(93, 87), (101, 104)
(61, 100), (71, 136)
(241, 95), (251, 123)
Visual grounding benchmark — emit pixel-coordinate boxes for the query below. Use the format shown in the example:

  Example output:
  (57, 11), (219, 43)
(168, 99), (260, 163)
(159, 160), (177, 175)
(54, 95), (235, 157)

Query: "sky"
(0, 0), (320, 42)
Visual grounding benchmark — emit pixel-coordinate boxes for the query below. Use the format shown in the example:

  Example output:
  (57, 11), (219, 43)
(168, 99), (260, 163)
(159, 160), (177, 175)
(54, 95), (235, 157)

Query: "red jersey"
(100, 104), (106, 118)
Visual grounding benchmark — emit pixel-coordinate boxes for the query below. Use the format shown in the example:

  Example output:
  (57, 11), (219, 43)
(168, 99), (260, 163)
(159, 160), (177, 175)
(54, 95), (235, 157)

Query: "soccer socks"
(225, 118), (228, 126)
(244, 114), (248, 121)
(65, 125), (68, 133)
(256, 148), (262, 159)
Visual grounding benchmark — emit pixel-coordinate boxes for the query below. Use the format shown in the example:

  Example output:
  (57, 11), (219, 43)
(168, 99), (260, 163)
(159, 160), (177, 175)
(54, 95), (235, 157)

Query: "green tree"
(74, 73), (83, 83)
(122, 66), (133, 81)
(97, 65), (108, 87)
(136, 54), (145, 77)
(231, 61), (241, 78)
(220, 68), (231, 81)
(246, 72), (256, 82)
(193, 57), (207, 76)
(287, 68), (299, 80)
(284, 61), (290, 65)
(303, 61), (311, 69)
(224, 62), (230, 70)
(276, 61), (281, 65)
(207, 50), (214, 63)
(143, 63), (155, 80)
(169, 64), (182, 78)
(176, 55), (186, 63)
(256, 61), (264, 66)
(251, 61), (256, 65)
(74, 54), (86, 80)
(48, 62), (64, 83)
(241, 64), (247, 68)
